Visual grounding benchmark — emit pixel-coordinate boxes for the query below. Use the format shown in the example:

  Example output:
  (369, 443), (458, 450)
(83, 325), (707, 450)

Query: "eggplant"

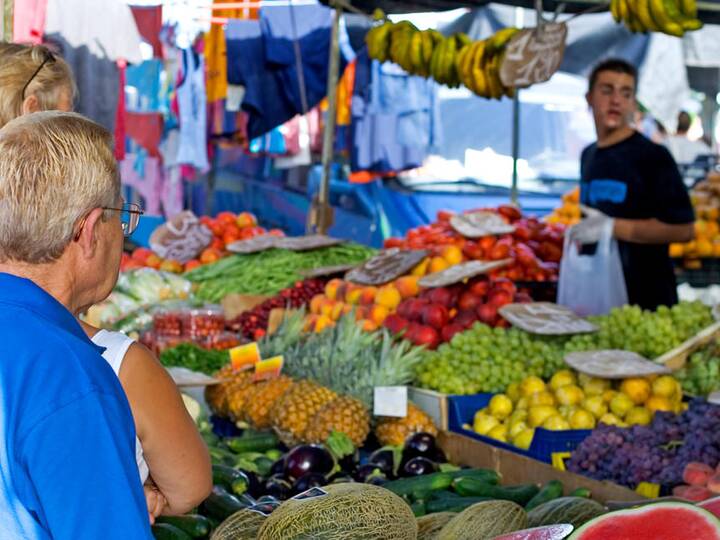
(366, 474), (388, 486)
(402, 457), (438, 477)
(338, 448), (359, 474)
(403, 432), (437, 459)
(284, 445), (335, 480)
(263, 475), (292, 500)
(292, 472), (328, 495)
(367, 449), (397, 478)
(255, 495), (280, 505)
(329, 473), (355, 484)
(354, 463), (385, 483)
(269, 457), (286, 476)
(250, 501), (280, 515)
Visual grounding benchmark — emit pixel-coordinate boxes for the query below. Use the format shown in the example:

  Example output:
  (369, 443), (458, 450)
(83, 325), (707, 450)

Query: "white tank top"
(92, 329), (150, 484)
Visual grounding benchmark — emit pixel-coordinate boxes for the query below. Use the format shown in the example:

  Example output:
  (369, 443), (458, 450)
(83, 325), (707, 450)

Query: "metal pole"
(312, 3), (342, 234)
(511, 90), (520, 204)
(1, 0), (12, 42)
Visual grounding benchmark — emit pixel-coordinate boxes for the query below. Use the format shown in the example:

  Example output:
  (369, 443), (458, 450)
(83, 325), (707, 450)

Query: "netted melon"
(527, 497), (606, 530)
(417, 512), (456, 540)
(438, 500), (528, 540)
(210, 508), (266, 540)
(257, 483), (417, 540)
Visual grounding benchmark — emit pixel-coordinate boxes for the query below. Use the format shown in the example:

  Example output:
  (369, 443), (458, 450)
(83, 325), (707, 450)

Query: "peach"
(324, 279), (343, 301)
(314, 315), (334, 333)
(330, 301), (345, 321)
(395, 276), (420, 299)
(428, 256), (450, 274)
(684, 462), (714, 487)
(360, 286), (378, 306)
(708, 473), (720, 494)
(319, 299), (336, 318)
(145, 253), (163, 269)
(341, 304), (353, 315)
(345, 284), (362, 305)
(673, 485), (713, 502)
(369, 304), (390, 326)
(376, 286), (402, 310)
(309, 294), (325, 315)
(354, 306), (369, 321)
(411, 258), (430, 277)
(441, 245), (463, 265)
(304, 314), (319, 332)
(359, 319), (378, 332)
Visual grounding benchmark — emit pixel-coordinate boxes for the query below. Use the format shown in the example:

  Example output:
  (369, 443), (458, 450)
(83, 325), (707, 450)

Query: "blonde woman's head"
(0, 43), (76, 128)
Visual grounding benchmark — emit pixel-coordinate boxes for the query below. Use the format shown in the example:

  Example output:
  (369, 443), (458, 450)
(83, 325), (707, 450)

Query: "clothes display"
(176, 49), (210, 171)
(12, 0), (47, 44)
(130, 4), (163, 59)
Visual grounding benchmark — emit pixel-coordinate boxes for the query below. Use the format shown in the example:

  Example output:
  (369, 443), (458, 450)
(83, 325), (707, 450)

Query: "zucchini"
(151, 523), (193, 540)
(428, 490), (461, 501)
(426, 495), (493, 513)
(155, 515), (211, 538)
(410, 500), (427, 517)
(525, 480), (564, 511)
(212, 464), (247, 491)
(208, 446), (237, 466)
(384, 468), (500, 498)
(452, 478), (540, 506)
(226, 433), (279, 454)
(200, 486), (251, 521)
(570, 487), (591, 498)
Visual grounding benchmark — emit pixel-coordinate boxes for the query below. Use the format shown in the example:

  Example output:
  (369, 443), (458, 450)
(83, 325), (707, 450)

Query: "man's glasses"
(21, 50), (56, 101)
(103, 202), (144, 237)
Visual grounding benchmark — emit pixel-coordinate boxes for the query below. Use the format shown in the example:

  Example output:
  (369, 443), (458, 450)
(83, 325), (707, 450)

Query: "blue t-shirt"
(0, 273), (151, 539)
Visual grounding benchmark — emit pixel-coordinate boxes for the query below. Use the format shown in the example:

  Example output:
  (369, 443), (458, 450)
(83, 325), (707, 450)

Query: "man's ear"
(585, 91), (592, 109)
(21, 94), (41, 115)
(75, 208), (105, 259)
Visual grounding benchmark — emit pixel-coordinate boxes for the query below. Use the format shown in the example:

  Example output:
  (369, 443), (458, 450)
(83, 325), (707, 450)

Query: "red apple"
(492, 278), (517, 295)
(414, 326), (440, 349)
(515, 243), (539, 268)
(383, 314), (409, 335)
(488, 289), (514, 309)
(441, 323), (465, 343)
(457, 291), (482, 312)
(477, 303), (498, 326)
(405, 299), (427, 322)
(422, 304), (449, 330)
(397, 299), (413, 320)
(454, 309), (478, 328)
(427, 287), (453, 308)
(405, 322), (422, 343)
(469, 279), (490, 298)
(514, 292), (533, 304)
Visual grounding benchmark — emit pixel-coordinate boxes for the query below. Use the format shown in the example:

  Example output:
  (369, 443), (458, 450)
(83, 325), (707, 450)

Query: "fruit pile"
(469, 371), (685, 451)
(229, 279), (327, 340)
(387, 277), (531, 349)
(671, 173), (720, 259)
(677, 341), (720, 396)
(365, 17), (520, 99)
(610, 0), (702, 37)
(384, 207), (563, 283)
(545, 188), (581, 226)
(568, 399), (720, 488)
(416, 302), (714, 395)
(672, 462), (720, 502)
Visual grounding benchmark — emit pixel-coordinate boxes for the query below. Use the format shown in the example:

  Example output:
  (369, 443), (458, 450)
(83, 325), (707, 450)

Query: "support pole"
(1, 0), (12, 42)
(311, 3), (341, 235)
(511, 90), (520, 204)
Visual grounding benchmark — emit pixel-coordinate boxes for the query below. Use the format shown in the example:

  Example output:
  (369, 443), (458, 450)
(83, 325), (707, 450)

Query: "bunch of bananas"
(610, 0), (702, 36)
(365, 20), (520, 100)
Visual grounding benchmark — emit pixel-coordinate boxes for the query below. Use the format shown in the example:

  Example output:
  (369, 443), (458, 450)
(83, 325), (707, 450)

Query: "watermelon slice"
(493, 524), (574, 540)
(699, 496), (720, 519)
(569, 502), (720, 539)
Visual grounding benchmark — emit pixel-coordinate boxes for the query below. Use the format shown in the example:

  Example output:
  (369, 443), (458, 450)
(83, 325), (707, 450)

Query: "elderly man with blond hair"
(0, 111), (152, 538)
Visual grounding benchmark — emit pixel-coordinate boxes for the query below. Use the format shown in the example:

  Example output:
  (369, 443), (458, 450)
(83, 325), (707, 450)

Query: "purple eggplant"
(367, 448), (397, 478)
(292, 472), (328, 495)
(402, 456), (438, 477)
(284, 445), (335, 480)
(403, 432), (437, 459)
(263, 475), (292, 500)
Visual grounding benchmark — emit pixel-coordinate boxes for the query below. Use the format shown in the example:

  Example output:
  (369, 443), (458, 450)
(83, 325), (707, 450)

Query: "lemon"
(509, 420), (528, 439)
(509, 409), (528, 425)
(625, 406), (653, 425)
(620, 377), (652, 405)
(583, 377), (610, 396)
(507, 383), (521, 403)
(473, 413), (500, 436)
(598, 413), (627, 427)
(570, 408), (596, 429)
(558, 405), (577, 419)
(487, 424), (508, 442)
(555, 384), (585, 406)
(582, 396), (608, 419)
(602, 389), (618, 404)
(528, 391), (557, 407)
(610, 393), (635, 418)
(520, 376), (546, 397)
(578, 373), (593, 387)
(473, 408), (489, 423)
(645, 395), (674, 413)
(513, 428), (535, 450)
(542, 415), (571, 431)
(528, 405), (558, 428)
(516, 397), (529, 410)
(488, 394), (514, 420)
(550, 370), (577, 391)
(652, 375), (681, 401)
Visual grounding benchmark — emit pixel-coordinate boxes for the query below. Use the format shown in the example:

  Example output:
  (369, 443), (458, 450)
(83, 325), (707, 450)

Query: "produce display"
(416, 302), (713, 395)
(185, 244), (375, 302)
(159, 344), (235, 375)
(609, 0), (702, 37)
(671, 171), (720, 259)
(545, 188), (581, 226)
(677, 340), (720, 396)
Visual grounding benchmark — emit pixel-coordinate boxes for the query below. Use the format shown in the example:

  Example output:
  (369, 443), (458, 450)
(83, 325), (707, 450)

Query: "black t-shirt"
(580, 132), (694, 311)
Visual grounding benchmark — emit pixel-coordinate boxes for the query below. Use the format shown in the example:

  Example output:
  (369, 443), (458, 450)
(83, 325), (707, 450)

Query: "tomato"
(384, 237), (403, 248)
(436, 210), (455, 222)
(216, 211), (237, 225)
(478, 236), (496, 251)
(200, 248), (221, 264)
(211, 237), (225, 250)
(184, 259), (202, 272)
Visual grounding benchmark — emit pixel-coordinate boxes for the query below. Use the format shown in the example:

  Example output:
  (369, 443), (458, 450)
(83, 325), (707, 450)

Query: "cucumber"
(212, 464), (247, 491)
(570, 487), (592, 498)
(410, 500), (427, 517)
(151, 523), (193, 540)
(254, 456), (274, 477)
(226, 433), (279, 454)
(384, 468), (500, 498)
(428, 489), (461, 501)
(426, 495), (494, 513)
(208, 446), (237, 466)
(200, 486), (251, 521)
(452, 478), (540, 506)
(525, 480), (564, 511)
(155, 515), (211, 538)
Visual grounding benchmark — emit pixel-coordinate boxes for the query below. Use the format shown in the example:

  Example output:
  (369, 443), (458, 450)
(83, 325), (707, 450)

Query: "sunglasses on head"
(21, 49), (56, 101)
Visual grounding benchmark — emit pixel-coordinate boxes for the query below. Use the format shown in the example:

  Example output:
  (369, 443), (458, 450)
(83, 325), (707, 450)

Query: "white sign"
(500, 23), (568, 89)
(374, 386), (408, 418)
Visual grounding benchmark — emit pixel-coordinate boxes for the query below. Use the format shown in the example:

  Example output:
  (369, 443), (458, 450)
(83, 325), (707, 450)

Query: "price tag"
(373, 386), (408, 417)
(346, 249), (428, 286)
(165, 367), (222, 387)
(253, 355), (283, 382)
(226, 235), (280, 254)
(292, 487), (328, 500)
(229, 342), (261, 371)
(499, 302), (598, 335)
(149, 210), (213, 263)
(500, 22), (568, 88)
(274, 234), (345, 252)
(565, 350), (672, 379)
(419, 259), (514, 288)
(551, 452), (571, 471)
(299, 263), (361, 279)
(635, 482), (661, 498)
(450, 211), (515, 238)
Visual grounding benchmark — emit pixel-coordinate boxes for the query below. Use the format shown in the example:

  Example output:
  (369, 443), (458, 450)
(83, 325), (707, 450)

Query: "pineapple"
(375, 402), (438, 446)
(206, 366), (253, 417)
(304, 395), (371, 447)
(270, 379), (337, 445)
(243, 376), (294, 429)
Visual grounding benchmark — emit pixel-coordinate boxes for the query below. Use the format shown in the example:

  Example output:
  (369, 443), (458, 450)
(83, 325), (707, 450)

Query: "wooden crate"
(409, 387), (449, 431)
(657, 320), (720, 370)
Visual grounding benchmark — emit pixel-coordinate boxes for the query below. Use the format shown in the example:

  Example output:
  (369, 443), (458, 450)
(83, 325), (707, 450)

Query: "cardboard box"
(438, 431), (642, 504)
(409, 387), (449, 430)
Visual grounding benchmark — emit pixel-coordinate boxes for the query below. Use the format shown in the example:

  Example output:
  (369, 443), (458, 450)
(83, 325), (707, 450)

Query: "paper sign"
(226, 235), (280, 254)
(229, 342), (261, 371)
(419, 259), (514, 288)
(450, 211), (515, 238)
(499, 302), (598, 335)
(166, 367), (222, 387)
(150, 211), (213, 263)
(635, 482), (661, 498)
(374, 386), (408, 417)
(221, 294), (270, 320)
(299, 263), (361, 279)
(551, 452), (571, 471)
(346, 248), (429, 286)
(274, 234), (345, 251)
(500, 22), (568, 88)
(253, 355), (283, 382)
(564, 350), (672, 379)
(292, 487), (328, 500)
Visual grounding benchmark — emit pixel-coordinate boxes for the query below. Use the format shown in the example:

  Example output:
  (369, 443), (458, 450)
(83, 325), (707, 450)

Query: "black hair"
(588, 58), (638, 92)
(677, 111), (691, 133)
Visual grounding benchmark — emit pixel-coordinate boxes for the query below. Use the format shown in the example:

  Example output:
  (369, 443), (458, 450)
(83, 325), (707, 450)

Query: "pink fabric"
(120, 154), (163, 216)
(13, 0), (48, 44)
(114, 59), (127, 161)
(280, 116), (301, 156)
(130, 5), (163, 59)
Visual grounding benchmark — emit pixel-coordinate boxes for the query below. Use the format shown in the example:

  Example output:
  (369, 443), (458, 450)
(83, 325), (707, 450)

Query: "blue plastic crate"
(448, 394), (592, 464)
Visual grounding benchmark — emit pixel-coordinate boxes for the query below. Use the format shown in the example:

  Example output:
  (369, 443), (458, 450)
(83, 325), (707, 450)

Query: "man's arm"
(613, 218), (694, 244)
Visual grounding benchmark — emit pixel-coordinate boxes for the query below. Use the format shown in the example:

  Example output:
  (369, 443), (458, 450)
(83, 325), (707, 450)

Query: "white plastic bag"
(557, 220), (628, 316)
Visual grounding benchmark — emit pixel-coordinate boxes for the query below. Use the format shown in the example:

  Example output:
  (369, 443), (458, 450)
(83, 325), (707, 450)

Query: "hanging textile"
(12, 0), (47, 44)
(121, 154), (163, 216)
(130, 4), (163, 58)
(126, 112), (163, 158)
(176, 48), (209, 171)
(114, 60), (127, 161)
(126, 59), (163, 112)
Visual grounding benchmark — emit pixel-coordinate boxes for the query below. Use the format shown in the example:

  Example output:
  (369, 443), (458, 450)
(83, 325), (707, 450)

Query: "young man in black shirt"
(570, 59), (695, 310)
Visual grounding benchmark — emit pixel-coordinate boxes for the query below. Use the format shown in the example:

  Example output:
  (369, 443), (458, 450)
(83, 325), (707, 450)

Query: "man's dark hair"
(677, 111), (691, 134)
(588, 58), (638, 92)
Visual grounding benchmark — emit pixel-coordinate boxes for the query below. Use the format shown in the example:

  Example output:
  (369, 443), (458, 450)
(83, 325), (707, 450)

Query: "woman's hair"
(0, 43), (76, 128)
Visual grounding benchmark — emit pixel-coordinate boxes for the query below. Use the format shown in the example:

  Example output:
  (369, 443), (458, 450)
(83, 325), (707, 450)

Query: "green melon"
(527, 497), (606, 529)
(210, 508), (266, 540)
(256, 483), (417, 540)
(417, 512), (456, 540)
(437, 500), (528, 540)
